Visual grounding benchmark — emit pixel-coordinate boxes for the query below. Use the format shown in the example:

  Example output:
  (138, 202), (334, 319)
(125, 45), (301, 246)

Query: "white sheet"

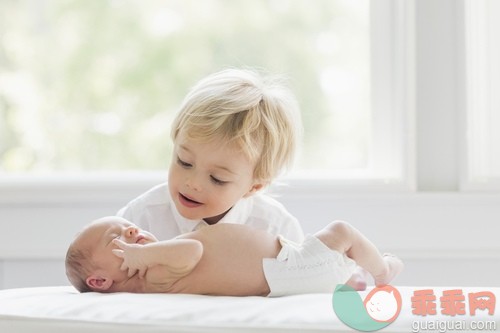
(0, 286), (498, 333)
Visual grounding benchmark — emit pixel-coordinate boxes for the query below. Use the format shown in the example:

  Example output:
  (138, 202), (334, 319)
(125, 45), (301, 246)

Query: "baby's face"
(78, 217), (157, 278)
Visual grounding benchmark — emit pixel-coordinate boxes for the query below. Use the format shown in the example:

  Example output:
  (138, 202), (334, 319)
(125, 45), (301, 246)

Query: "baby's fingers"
(127, 267), (138, 278)
(112, 238), (127, 249)
(112, 249), (124, 258)
(120, 261), (130, 272)
(138, 267), (147, 279)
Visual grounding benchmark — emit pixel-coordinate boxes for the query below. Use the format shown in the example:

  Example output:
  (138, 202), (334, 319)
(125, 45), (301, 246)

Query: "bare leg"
(314, 221), (403, 286)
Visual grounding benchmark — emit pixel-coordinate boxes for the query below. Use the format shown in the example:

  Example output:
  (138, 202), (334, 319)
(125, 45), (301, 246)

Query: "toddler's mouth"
(179, 193), (203, 207)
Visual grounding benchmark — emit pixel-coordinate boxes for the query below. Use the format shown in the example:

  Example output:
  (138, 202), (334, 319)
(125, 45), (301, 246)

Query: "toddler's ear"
(86, 275), (113, 291)
(243, 183), (265, 198)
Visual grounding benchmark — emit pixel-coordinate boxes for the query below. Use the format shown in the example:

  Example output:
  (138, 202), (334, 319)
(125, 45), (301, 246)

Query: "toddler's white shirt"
(117, 182), (304, 242)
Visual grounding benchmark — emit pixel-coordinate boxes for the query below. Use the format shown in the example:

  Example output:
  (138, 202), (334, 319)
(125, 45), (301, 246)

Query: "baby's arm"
(112, 239), (203, 278)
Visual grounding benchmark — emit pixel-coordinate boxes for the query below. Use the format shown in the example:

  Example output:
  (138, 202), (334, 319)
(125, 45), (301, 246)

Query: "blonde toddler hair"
(171, 68), (302, 183)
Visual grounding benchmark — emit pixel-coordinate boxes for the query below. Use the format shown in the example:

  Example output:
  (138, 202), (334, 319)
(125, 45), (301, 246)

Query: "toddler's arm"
(112, 238), (203, 278)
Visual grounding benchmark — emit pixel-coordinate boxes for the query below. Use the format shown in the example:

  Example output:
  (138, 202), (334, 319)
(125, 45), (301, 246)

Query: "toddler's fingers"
(112, 249), (124, 258)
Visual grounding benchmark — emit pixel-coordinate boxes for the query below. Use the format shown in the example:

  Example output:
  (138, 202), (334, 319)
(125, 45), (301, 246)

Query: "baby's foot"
(346, 266), (370, 291)
(374, 254), (404, 286)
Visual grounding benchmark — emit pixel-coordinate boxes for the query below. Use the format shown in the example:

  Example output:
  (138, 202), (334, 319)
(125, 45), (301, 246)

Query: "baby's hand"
(112, 239), (149, 278)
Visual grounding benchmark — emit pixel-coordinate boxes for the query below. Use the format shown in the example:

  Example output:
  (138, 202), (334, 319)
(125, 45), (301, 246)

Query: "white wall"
(1, 181), (499, 289)
(1, 0), (499, 290)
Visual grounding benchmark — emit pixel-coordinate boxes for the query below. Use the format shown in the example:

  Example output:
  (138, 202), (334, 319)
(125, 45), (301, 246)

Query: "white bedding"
(0, 286), (498, 333)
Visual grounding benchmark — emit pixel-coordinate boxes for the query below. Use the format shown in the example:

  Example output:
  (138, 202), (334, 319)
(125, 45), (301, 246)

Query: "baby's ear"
(86, 274), (113, 291)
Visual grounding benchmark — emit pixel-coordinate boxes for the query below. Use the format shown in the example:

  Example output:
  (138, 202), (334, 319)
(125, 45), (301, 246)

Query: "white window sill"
(0, 171), (419, 204)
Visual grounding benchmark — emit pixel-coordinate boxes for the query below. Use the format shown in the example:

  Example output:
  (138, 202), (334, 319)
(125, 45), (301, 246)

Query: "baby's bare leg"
(314, 221), (403, 286)
(345, 266), (369, 291)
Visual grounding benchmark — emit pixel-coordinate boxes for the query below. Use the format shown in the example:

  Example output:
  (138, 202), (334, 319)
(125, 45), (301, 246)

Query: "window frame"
(460, 0), (500, 191)
(369, 0), (416, 190)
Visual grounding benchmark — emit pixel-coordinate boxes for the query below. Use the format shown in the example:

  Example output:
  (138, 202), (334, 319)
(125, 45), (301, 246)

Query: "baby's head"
(171, 68), (302, 184)
(65, 216), (157, 293)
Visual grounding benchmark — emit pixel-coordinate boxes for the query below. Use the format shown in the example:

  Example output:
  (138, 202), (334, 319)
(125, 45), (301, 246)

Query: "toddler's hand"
(112, 239), (148, 278)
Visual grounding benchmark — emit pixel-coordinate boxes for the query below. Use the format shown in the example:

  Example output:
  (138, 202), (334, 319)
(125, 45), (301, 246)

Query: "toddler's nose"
(186, 174), (202, 192)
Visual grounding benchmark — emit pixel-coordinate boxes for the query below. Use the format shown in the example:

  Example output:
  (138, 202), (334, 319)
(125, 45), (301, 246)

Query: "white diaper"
(263, 235), (356, 297)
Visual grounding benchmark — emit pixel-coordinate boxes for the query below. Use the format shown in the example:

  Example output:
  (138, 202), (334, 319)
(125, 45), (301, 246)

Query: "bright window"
(0, 0), (413, 189)
(462, 0), (500, 190)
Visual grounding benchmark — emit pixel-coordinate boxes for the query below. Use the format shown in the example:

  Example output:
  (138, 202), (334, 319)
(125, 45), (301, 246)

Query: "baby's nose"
(124, 226), (139, 238)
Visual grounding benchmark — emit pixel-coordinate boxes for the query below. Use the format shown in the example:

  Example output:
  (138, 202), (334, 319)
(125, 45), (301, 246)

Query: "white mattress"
(0, 286), (498, 333)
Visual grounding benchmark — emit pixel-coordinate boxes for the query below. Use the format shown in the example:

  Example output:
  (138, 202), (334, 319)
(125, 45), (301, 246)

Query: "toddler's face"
(78, 217), (157, 278)
(168, 133), (262, 224)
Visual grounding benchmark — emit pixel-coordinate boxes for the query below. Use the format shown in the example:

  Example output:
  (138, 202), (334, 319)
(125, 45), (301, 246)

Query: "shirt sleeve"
(275, 210), (304, 243)
(114, 183), (169, 233)
(116, 198), (142, 227)
(250, 194), (305, 243)
(116, 204), (129, 218)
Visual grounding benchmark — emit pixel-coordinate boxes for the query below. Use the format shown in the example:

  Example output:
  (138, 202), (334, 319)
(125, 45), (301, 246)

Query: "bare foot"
(374, 254), (404, 286)
(345, 266), (370, 291)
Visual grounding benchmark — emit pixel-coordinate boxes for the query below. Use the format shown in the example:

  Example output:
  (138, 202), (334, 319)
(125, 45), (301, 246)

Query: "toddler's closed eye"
(177, 157), (192, 168)
(210, 175), (228, 185)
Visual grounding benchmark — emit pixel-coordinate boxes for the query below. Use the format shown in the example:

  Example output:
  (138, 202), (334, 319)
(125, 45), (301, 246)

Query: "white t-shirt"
(117, 183), (304, 242)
